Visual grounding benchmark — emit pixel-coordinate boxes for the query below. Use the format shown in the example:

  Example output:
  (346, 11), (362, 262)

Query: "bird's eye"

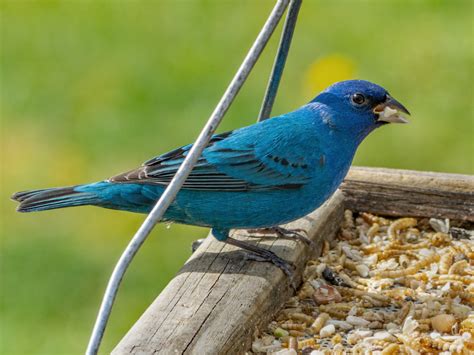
(351, 93), (366, 106)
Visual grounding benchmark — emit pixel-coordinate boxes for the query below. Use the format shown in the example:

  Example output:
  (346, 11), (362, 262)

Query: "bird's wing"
(109, 113), (319, 192)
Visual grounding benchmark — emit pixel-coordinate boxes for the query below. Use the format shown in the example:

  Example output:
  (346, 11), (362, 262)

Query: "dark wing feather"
(109, 130), (310, 192)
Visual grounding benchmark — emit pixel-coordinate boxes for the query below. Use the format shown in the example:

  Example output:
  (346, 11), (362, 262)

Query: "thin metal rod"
(258, 0), (302, 121)
(85, 1), (289, 354)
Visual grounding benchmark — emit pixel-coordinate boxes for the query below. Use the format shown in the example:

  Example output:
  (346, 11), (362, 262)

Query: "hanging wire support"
(85, 1), (290, 354)
(258, 0), (302, 121)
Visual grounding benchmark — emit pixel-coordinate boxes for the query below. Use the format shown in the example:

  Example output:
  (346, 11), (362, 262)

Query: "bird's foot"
(225, 236), (296, 288)
(247, 226), (314, 248)
(191, 238), (206, 253)
(243, 252), (296, 287)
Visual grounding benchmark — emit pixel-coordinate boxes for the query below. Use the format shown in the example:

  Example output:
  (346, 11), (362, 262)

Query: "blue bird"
(12, 80), (409, 276)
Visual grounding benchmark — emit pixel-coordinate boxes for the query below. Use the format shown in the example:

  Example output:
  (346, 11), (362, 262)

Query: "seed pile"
(251, 211), (474, 354)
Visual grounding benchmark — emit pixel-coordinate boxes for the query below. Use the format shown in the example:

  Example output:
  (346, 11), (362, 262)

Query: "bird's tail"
(12, 184), (102, 213)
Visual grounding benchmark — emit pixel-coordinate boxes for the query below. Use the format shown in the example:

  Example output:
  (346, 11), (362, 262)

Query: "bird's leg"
(247, 226), (314, 248)
(225, 236), (295, 282)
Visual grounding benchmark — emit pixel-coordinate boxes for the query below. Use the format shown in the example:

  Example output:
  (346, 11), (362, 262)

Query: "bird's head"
(311, 80), (410, 140)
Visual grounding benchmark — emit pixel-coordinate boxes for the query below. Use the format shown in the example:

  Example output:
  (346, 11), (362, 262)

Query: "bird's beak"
(373, 95), (410, 124)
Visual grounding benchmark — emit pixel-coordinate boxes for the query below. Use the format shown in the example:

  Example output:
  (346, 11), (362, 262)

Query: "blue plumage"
(12, 80), (409, 273)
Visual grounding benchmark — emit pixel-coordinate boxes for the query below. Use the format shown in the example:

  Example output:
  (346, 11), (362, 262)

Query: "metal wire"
(259, 0), (302, 121)
(85, 1), (290, 354)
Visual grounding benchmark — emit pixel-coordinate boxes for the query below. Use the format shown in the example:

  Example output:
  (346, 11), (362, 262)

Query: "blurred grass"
(1, 0), (473, 353)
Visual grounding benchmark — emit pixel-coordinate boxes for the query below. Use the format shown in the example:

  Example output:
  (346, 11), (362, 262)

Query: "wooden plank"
(341, 167), (474, 221)
(112, 191), (345, 355)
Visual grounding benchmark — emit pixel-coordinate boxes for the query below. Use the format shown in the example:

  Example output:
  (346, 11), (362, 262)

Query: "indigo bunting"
(12, 80), (409, 275)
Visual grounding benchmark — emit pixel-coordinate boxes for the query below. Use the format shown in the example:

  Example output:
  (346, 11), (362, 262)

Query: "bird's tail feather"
(12, 186), (99, 213)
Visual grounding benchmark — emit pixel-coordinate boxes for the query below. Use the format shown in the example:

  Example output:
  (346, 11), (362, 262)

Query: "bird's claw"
(247, 226), (314, 248)
(225, 236), (297, 289)
(243, 249), (297, 289)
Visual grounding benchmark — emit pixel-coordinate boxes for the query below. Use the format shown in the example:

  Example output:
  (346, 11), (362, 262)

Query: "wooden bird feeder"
(112, 167), (474, 354)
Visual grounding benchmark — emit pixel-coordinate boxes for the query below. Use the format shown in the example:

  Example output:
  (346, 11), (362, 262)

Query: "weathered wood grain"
(112, 191), (345, 355)
(341, 167), (474, 221)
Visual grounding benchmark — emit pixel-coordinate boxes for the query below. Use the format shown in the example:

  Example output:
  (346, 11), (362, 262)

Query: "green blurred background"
(1, 0), (473, 353)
